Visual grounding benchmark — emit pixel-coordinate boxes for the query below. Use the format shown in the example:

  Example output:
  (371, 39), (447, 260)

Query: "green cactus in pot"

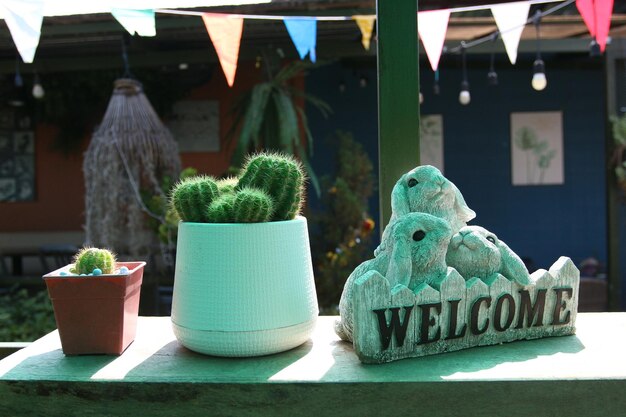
(71, 247), (117, 275)
(169, 152), (305, 224)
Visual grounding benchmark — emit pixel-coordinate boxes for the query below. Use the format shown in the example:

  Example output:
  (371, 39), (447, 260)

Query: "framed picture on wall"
(167, 100), (220, 152)
(0, 129), (35, 202)
(510, 111), (564, 186)
(419, 114), (444, 172)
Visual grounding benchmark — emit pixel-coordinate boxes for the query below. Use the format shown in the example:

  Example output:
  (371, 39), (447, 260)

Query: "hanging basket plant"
(83, 78), (181, 256)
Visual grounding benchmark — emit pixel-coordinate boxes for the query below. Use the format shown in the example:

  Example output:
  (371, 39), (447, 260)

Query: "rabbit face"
(391, 165), (476, 234)
(446, 225), (531, 285)
(385, 212), (452, 288)
(446, 226), (501, 278)
(403, 166), (457, 214)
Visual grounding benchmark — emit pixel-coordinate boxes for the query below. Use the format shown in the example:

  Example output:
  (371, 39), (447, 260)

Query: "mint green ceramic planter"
(171, 216), (319, 357)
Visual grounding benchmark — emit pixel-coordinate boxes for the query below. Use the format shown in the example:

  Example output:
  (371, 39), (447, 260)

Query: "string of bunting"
(0, 0), (614, 88)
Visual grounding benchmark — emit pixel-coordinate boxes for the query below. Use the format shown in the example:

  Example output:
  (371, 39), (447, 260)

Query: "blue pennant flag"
(284, 18), (317, 62)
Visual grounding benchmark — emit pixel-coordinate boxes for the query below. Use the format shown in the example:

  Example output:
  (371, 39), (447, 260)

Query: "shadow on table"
(322, 334), (585, 382)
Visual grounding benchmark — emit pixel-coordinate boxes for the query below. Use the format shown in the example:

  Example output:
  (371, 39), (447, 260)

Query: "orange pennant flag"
(202, 14), (243, 87)
(354, 15), (375, 51)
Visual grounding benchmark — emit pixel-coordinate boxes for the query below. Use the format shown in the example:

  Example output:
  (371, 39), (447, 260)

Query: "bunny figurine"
(446, 225), (531, 285)
(375, 165), (475, 256)
(336, 212), (452, 342)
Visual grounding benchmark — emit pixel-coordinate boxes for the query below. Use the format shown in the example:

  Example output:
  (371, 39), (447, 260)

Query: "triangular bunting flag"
(417, 9), (450, 71)
(0, 0), (45, 63)
(576, 0), (614, 52)
(202, 14), (244, 87)
(284, 18), (317, 62)
(111, 9), (156, 37)
(491, 1), (530, 65)
(354, 15), (375, 51)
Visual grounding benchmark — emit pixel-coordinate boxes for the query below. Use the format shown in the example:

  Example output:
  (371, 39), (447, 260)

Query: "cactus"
(171, 175), (219, 222)
(236, 153), (304, 221)
(216, 177), (238, 195)
(207, 188), (274, 223)
(72, 247), (116, 275)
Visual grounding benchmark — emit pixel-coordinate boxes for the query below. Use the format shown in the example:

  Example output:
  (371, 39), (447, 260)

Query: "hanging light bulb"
(419, 89), (424, 104)
(531, 59), (547, 91)
(8, 58), (25, 107)
(459, 80), (471, 105)
(487, 32), (498, 86)
(32, 73), (45, 99)
(589, 38), (601, 57)
(458, 42), (470, 105)
(531, 11), (547, 91)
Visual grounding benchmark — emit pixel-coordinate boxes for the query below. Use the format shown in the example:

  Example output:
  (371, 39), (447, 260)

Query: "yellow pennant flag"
(202, 14), (244, 87)
(354, 15), (375, 51)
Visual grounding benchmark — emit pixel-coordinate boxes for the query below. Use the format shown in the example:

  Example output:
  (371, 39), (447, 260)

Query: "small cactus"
(207, 188), (274, 223)
(236, 153), (304, 221)
(72, 247), (116, 275)
(171, 175), (219, 222)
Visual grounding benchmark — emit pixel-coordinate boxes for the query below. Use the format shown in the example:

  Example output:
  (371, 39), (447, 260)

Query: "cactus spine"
(171, 176), (219, 222)
(207, 188), (274, 223)
(73, 247), (116, 275)
(236, 153), (304, 221)
(216, 177), (238, 195)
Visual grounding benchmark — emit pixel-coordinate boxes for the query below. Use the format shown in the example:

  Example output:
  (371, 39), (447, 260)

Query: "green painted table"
(1, 314), (625, 416)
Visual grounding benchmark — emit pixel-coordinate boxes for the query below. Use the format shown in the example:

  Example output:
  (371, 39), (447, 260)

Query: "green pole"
(376, 0), (421, 236)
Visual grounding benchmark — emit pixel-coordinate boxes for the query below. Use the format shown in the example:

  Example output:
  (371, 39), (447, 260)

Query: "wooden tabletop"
(1, 314), (625, 416)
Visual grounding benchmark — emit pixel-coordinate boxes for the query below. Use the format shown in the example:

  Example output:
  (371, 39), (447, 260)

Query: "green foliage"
(0, 287), (56, 342)
(171, 175), (220, 223)
(143, 167), (197, 245)
(72, 247), (116, 274)
(207, 187), (274, 223)
(237, 153), (304, 221)
(610, 115), (626, 194)
(310, 131), (376, 313)
(229, 59), (331, 196)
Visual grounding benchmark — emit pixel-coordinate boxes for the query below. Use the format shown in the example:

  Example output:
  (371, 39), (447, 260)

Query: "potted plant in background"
(42, 247), (145, 355)
(170, 152), (319, 357)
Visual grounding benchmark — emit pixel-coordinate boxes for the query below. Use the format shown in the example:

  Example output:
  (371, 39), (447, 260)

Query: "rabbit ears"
(391, 166), (476, 224)
(496, 239), (531, 285)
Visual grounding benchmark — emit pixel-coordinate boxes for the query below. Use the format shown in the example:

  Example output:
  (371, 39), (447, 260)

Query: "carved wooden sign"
(336, 165), (580, 363)
(351, 257), (578, 363)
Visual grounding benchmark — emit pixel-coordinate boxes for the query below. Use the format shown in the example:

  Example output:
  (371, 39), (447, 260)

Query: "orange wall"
(0, 63), (265, 232)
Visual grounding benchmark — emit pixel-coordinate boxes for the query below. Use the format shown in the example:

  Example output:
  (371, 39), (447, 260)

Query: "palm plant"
(229, 57), (331, 196)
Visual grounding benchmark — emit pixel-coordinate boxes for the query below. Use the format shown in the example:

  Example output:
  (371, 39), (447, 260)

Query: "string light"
(32, 73), (45, 99)
(531, 11), (547, 91)
(487, 33), (498, 86)
(459, 42), (470, 105)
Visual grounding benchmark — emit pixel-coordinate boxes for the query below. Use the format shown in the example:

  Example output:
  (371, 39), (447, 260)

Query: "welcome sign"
(351, 257), (579, 364)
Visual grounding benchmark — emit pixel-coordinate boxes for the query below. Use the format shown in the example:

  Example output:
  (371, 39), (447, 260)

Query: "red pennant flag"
(576, 0), (614, 52)
(202, 14), (244, 87)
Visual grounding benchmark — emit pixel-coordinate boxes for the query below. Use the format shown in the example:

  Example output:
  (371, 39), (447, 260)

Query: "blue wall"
(306, 54), (611, 284)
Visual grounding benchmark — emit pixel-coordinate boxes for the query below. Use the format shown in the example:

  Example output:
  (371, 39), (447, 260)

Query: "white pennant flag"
(0, 0), (45, 63)
(111, 9), (156, 37)
(491, 1), (530, 65)
(418, 9), (450, 72)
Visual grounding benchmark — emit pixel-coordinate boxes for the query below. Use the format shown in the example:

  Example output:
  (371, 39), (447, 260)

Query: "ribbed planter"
(171, 216), (319, 357)
(43, 262), (145, 355)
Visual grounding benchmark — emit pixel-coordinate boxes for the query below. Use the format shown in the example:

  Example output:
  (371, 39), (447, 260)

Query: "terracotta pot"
(171, 216), (319, 357)
(43, 261), (145, 355)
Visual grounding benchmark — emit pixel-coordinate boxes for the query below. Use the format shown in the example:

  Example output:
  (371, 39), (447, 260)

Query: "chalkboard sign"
(0, 111), (35, 202)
